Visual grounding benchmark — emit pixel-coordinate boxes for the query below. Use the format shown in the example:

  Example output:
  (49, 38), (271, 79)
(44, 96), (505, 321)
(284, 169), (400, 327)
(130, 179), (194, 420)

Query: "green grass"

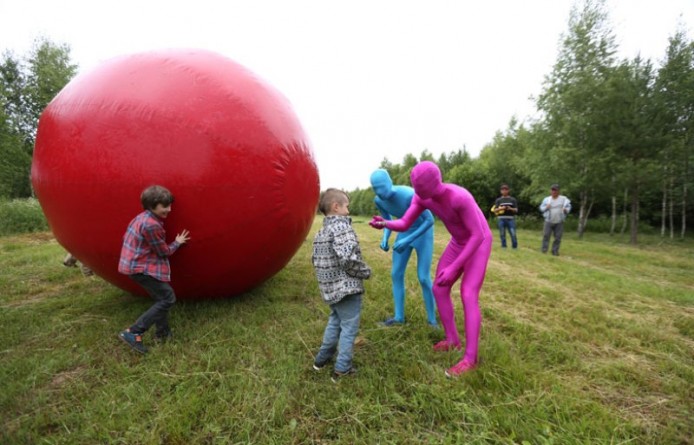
(1, 219), (692, 444)
(0, 198), (49, 236)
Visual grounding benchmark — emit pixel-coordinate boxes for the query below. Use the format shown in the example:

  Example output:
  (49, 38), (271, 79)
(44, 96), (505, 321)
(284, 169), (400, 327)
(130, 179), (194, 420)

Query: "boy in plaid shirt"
(118, 185), (190, 354)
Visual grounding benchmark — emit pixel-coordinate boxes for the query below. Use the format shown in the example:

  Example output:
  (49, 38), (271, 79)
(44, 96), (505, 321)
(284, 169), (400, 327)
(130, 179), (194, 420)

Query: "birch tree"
(654, 29), (694, 239)
(535, 0), (617, 238)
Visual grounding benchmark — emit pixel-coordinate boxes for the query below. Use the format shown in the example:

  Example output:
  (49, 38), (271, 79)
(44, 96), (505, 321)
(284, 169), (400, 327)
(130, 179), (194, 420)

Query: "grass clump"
(0, 198), (48, 236)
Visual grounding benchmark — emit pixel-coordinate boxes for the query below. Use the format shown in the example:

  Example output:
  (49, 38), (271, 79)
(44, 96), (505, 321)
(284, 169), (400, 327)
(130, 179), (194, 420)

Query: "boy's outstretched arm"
(144, 225), (185, 257)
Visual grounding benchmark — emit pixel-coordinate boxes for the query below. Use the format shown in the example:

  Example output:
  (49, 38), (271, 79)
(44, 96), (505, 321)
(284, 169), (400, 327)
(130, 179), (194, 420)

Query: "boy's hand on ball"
(176, 230), (191, 244)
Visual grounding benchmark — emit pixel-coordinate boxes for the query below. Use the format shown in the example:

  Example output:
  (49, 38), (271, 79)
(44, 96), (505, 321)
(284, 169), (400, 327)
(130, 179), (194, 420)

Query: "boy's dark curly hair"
(140, 185), (174, 210)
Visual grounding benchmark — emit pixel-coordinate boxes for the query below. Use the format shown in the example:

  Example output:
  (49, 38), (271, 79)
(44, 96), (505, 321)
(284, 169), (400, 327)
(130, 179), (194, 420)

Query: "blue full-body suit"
(370, 169), (438, 326)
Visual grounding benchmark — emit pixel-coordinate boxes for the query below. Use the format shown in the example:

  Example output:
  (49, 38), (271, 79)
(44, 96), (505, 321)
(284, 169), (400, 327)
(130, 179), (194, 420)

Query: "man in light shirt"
(539, 184), (571, 256)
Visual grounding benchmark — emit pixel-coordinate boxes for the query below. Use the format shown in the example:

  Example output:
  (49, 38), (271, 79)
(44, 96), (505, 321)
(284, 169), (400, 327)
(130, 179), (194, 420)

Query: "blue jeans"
(128, 274), (176, 336)
(315, 293), (362, 373)
(497, 218), (517, 248)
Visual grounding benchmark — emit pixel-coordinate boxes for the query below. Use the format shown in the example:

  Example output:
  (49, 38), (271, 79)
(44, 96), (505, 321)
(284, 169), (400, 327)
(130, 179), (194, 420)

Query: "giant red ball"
(32, 49), (320, 299)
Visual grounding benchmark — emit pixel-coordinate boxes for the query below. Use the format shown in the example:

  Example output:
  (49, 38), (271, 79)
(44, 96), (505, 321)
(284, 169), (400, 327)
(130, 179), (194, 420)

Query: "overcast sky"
(2, 0), (693, 190)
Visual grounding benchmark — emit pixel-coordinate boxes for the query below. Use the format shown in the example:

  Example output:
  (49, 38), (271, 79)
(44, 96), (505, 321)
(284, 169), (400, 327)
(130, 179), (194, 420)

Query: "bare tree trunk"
(661, 164), (668, 237)
(630, 183), (639, 245)
(578, 189), (587, 239)
(682, 181), (688, 239)
(577, 189), (594, 239)
(669, 176), (675, 239)
(620, 188), (628, 235)
(611, 195), (617, 235)
(586, 198), (594, 233)
(681, 142), (689, 239)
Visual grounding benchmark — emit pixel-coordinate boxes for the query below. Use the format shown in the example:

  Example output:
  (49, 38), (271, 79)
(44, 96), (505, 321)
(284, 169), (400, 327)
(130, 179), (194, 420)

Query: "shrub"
(0, 198), (49, 236)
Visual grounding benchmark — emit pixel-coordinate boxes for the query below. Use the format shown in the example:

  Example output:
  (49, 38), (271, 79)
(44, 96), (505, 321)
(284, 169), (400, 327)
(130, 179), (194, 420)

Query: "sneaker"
(445, 359), (477, 377)
(433, 340), (462, 352)
(312, 360), (327, 371)
(331, 368), (356, 383)
(119, 330), (148, 354)
(379, 318), (405, 327)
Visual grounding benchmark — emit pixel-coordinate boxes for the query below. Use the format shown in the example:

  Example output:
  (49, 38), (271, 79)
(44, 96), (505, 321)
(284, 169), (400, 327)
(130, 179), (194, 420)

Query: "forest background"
(1, 1), (693, 244)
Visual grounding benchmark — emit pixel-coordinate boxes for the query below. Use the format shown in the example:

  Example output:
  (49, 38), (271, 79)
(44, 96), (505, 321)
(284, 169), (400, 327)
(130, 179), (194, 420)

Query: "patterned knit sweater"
(312, 215), (371, 304)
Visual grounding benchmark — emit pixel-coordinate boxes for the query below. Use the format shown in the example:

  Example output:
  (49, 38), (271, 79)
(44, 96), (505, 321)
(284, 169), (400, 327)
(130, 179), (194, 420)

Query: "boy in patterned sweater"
(117, 185), (190, 354)
(311, 188), (371, 382)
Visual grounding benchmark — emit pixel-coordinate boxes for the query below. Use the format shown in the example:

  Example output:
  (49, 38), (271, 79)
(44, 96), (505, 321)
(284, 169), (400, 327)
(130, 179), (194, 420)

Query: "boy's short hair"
(318, 188), (348, 216)
(141, 185), (174, 210)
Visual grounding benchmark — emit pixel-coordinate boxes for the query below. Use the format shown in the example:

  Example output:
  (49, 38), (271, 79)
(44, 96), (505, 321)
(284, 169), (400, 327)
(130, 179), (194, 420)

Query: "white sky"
(2, 0), (693, 190)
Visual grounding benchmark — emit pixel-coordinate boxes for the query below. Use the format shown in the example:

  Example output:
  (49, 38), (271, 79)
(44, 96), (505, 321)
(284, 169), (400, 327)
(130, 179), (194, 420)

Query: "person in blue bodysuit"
(370, 169), (438, 327)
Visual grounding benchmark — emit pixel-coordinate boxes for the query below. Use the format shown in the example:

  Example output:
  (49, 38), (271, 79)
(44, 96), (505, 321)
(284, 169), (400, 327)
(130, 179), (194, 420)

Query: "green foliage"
(1, 220), (692, 444)
(0, 37), (77, 199)
(478, 119), (534, 214)
(534, 0), (619, 237)
(1, 38), (77, 150)
(379, 152), (418, 186)
(347, 187), (377, 216)
(0, 198), (48, 235)
(0, 110), (31, 197)
(360, 1), (694, 241)
(654, 29), (694, 237)
(446, 157), (490, 210)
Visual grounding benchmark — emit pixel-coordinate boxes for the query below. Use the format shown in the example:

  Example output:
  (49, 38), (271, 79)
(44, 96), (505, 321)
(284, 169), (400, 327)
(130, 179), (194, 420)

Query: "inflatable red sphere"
(32, 49), (319, 299)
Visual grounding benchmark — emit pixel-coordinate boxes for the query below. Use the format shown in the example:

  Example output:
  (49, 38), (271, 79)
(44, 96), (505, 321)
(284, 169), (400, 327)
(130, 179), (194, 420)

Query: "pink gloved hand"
(369, 215), (388, 229)
(436, 267), (459, 287)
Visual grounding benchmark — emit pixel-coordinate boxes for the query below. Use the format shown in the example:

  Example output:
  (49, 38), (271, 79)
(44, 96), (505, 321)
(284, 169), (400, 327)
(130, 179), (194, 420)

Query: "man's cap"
(500, 184), (509, 189)
(551, 183), (560, 190)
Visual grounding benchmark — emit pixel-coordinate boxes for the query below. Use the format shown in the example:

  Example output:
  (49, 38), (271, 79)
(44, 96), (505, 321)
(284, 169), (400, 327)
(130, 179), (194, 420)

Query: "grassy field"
(1, 217), (692, 445)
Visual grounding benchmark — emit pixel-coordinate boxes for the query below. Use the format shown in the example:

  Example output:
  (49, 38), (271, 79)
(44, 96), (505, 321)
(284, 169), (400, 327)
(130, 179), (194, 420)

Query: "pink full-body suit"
(370, 161), (492, 368)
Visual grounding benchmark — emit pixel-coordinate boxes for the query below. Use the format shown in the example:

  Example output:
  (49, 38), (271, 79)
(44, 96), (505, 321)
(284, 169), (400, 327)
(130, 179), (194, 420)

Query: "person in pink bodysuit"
(370, 161), (492, 377)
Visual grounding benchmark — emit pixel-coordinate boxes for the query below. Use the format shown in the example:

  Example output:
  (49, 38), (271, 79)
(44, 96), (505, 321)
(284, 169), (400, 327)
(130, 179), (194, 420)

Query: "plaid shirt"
(118, 210), (181, 282)
(312, 215), (371, 305)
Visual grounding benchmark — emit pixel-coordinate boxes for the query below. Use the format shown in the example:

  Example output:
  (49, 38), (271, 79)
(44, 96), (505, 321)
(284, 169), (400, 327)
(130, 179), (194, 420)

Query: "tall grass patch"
(0, 198), (48, 236)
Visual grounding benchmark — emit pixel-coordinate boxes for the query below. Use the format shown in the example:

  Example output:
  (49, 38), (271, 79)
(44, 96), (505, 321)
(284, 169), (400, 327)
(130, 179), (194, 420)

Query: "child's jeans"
(128, 273), (176, 336)
(315, 293), (362, 373)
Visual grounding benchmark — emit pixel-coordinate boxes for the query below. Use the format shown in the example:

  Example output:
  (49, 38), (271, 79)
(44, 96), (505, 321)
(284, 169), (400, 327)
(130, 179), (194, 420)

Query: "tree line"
(1, 37), (77, 198)
(349, 0), (693, 245)
(1, 1), (692, 245)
